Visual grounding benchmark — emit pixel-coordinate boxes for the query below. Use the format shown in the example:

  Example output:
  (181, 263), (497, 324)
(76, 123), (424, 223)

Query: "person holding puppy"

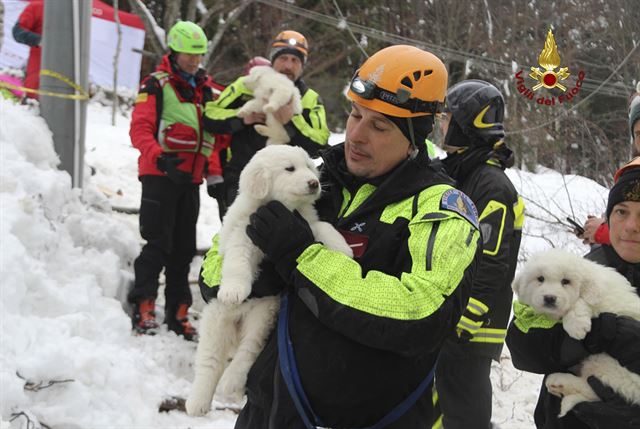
(128, 21), (225, 340)
(203, 30), (330, 208)
(200, 44), (482, 428)
(506, 158), (640, 428)
(434, 80), (524, 429)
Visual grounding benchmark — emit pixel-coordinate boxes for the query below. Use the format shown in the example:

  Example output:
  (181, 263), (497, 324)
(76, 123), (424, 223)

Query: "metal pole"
(40, 0), (91, 189)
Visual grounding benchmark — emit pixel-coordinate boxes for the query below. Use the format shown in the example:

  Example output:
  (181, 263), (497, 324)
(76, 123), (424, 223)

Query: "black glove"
(572, 376), (640, 429)
(246, 201), (314, 281)
(558, 335), (590, 367)
(207, 182), (225, 199)
(583, 312), (618, 353)
(584, 313), (640, 373)
(156, 154), (192, 184)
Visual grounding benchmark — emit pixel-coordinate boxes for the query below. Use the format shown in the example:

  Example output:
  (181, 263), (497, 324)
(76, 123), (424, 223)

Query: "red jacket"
(594, 222), (611, 245)
(130, 55), (226, 184)
(15, 1), (43, 97)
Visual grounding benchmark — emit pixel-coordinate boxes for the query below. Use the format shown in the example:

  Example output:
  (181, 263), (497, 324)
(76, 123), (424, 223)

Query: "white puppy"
(512, 248), (640, 417)
(236, 66), (302, 145)
(186, 145), (352, 416)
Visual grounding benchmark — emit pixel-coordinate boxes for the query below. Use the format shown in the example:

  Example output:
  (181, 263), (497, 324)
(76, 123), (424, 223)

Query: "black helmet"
(444, 79), (505, 147)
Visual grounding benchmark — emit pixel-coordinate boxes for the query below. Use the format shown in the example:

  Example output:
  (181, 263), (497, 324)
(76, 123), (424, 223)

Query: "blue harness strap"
(277, 293), (437, 429)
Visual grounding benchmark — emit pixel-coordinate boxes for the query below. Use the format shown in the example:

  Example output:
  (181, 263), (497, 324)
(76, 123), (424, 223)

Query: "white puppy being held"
(236, 66), (302, 145)
(512, 248), (640, 417)
(186, 145), (352, 416)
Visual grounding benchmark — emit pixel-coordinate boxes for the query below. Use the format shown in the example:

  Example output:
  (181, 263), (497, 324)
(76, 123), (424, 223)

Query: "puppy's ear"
(577, 260), (602, 306)
(239, 162), (270, 200)
(512, 272), (524, 296)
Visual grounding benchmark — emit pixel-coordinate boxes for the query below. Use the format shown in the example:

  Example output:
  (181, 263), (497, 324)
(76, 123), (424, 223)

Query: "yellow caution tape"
(0, 69), (89, 100)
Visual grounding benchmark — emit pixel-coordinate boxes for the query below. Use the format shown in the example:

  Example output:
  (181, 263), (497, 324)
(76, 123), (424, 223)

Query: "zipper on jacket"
(192, 102), (203, 176)
(425, 222), (440, 271)
(466, 227), (475, 246)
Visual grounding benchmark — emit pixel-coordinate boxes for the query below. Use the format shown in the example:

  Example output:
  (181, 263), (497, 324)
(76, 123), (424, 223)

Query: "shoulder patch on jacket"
(135, 92), (148, 104)
(440, 189), (479, 228)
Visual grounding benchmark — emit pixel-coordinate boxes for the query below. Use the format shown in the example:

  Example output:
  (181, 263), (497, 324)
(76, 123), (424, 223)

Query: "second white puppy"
(186, 145), (352, 415)
(513, 248), (640, 417)
(236, 66), (302, 145)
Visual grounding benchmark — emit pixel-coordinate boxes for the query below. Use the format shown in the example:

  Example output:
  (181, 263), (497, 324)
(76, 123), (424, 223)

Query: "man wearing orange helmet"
(204, 44), (481, 428)
(203, 30), (329, 208)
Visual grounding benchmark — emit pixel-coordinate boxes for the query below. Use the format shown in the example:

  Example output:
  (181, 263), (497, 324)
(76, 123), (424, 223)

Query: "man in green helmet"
(128, 21), (225, 340)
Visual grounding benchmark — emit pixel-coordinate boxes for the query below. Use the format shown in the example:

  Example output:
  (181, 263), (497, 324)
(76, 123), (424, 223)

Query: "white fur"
(186, 145), (352, 415)
(236, 66), (302, 145)
(512, 248), (640, 417)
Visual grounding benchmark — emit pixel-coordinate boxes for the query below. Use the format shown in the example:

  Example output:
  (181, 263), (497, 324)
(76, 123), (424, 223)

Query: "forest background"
(101, 0), (640, 187)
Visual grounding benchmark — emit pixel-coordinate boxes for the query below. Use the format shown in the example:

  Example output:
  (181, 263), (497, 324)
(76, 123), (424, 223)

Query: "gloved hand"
(583, 312), (618, 353)
(156, 154), (192, 184)
(572, 376), (640, 429)
(584, 314), (640, 373)
(246, 201), (315, 281)
(206, 175), (225, 199)
(455, 297), (489, 342)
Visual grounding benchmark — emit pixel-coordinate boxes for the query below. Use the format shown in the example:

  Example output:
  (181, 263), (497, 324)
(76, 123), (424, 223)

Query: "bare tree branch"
(197, 2), (231, 29)
(163, 0), (181, 29)
(204, 0), (254, 70)
(129, 0), (166, 56)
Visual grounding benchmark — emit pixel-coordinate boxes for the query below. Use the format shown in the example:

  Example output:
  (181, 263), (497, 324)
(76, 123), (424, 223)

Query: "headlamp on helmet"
(270, 30), (308, 64)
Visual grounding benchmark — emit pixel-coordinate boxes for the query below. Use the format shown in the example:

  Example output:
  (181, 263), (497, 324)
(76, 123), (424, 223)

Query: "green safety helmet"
(167, 21), (207, 55)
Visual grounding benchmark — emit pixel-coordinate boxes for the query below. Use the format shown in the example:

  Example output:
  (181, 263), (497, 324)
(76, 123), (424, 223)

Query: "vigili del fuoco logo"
(514, 29), (585, 106)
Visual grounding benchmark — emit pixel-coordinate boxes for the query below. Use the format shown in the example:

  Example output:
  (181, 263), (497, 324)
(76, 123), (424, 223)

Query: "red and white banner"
(1, 0), (146, 91)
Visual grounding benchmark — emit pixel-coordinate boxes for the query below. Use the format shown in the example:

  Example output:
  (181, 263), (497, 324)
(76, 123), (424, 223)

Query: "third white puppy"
(512, 248), (640, 416)
(236, 66), (302, 145)
(186, 145), (352, 416)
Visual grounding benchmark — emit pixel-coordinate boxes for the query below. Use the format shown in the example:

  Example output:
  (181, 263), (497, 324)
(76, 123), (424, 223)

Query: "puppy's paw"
(312, 222), (353, 257)
(562, 315), (591, 340)
(185, 393), (213, 416)
(217, 283), (251, 305)
(216, 372), (246, 405)
(545, 373), (568, 398)
(254, 124), (269, 137)
(324, 236), (353, 257)
(559, 395), (588, 417)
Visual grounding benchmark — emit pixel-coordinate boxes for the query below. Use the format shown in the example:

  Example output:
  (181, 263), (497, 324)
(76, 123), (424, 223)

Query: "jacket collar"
(320, 144), (454, 220)
(157, 54), (207, 89)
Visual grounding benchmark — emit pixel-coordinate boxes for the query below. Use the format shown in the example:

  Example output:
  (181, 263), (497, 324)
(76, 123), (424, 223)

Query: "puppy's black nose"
(308, 179), (319, 191)
(543, 295), (557, 306)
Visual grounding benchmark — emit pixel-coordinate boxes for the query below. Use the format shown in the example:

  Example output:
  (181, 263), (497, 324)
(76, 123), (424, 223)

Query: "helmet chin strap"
(407, 117), (419, 159)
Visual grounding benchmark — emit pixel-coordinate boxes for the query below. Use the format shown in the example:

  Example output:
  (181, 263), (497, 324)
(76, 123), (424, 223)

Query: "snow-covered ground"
(0, 100), (608, 428)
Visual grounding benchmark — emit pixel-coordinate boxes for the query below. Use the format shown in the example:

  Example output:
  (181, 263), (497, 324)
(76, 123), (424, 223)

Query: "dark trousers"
(435, 340), (493, 429)
(128, 175), (199, 309)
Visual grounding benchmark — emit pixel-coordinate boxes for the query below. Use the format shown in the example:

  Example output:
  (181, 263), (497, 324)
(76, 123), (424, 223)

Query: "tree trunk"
(112, 0), (123, 126)
(204, 0), (254, 71)
(163, 0), (181, 29)
(186, 0), (198, 22)
(129, 0), (166, 56)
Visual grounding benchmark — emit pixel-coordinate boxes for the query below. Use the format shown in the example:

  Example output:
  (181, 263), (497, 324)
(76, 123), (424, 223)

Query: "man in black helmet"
(434, 80), (524, 429)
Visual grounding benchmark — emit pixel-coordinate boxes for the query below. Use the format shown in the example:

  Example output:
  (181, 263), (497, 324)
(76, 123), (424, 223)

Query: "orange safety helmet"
(270, 30), (308, 64)
(347, 45), (448, 118)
